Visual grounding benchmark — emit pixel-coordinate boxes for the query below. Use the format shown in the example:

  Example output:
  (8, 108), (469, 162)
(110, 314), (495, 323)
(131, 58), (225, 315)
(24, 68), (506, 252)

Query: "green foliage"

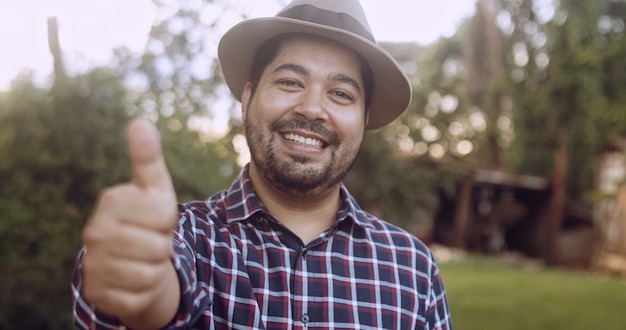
(403, 0), (626, 213)
(0, 70), (130, 329)
(159, 121), (240, 202)
(116, 0), (243, 202)
(505, 0), (626, 204)
(0, 3), (242, 327)
(0, 68), (240, 328)
(342, 42), (471, 233)
(345, 132), (466, 231)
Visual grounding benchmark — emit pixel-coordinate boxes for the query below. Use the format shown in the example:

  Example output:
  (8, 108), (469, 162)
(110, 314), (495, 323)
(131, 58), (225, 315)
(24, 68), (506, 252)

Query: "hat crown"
(277, 0), (375, 42)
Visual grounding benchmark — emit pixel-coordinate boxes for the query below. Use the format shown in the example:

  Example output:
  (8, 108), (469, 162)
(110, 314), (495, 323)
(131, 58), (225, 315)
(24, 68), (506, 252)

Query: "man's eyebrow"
(330, 73), (362, 94)
(273, 63), (308, 76)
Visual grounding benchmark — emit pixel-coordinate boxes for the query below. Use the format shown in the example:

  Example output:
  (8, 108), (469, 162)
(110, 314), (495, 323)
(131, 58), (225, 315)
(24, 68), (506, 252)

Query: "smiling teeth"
(284, 133), (323, 148)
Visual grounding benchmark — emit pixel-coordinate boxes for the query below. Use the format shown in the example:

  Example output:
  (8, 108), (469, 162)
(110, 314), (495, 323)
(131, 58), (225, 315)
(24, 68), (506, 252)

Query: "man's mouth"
(283, 132), (325, 149)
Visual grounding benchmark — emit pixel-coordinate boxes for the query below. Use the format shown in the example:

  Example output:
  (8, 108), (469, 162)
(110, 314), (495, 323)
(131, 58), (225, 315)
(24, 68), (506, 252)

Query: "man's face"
(242, 34), (368, 199)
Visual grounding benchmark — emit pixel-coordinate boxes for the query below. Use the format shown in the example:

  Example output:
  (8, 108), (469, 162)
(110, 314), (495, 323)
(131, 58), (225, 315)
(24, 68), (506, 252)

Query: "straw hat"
(218, 0), (412, 130)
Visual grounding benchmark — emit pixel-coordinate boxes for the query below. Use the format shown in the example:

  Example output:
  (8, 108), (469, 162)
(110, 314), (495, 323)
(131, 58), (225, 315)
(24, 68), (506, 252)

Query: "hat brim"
(218, 17), (412, 130)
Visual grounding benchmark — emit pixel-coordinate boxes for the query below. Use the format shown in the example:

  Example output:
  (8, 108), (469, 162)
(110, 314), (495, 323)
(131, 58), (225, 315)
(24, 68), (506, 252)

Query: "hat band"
(278, 4), (375, 43)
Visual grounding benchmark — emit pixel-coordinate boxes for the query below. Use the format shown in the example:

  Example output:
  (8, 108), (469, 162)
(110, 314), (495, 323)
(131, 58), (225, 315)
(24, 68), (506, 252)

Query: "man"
(72, 0), (453, 329)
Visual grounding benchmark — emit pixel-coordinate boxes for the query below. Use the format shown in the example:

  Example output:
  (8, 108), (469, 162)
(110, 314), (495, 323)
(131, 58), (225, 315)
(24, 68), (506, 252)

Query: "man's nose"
(295, 88), (329, 123)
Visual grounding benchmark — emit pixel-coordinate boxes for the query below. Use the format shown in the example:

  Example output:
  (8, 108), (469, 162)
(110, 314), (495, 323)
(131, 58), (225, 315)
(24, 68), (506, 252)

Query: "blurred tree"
(350, 0), (626, 241)
(0, 2), (242, 327)
(465, 0), (508, 165)
(596, 1), (626, 150)
(113, 0), (244, 201)
(400, 0), (625, 206)
(0, 69), (130, 329)
(345, 42), (467, 232)
(504, 0), (626, 205)
(505, 0), (601, 201)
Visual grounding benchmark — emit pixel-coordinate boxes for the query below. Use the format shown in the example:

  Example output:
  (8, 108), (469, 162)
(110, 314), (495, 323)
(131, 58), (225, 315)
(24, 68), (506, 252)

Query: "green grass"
(438, 255), (626, 330)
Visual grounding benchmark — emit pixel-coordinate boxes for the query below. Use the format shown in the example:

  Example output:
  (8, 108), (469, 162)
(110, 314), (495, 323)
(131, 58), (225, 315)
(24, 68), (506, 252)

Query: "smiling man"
(72, 1), (453, 329)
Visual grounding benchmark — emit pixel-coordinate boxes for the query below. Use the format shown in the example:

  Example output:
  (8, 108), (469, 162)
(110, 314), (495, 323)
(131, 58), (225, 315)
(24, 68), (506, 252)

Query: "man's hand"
(81, 118), (180, 329)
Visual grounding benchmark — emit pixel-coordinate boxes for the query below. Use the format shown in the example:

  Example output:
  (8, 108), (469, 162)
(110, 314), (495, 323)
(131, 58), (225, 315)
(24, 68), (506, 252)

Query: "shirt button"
(301, 313), (310, 324)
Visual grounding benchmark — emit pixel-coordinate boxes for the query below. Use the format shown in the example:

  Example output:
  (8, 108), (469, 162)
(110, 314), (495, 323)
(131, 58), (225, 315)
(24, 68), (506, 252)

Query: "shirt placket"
(291, 247), (310, 329)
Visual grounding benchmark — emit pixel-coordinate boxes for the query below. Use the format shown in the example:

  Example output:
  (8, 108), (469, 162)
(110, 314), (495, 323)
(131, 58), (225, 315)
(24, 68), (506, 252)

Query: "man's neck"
(249, 165), (341, 245)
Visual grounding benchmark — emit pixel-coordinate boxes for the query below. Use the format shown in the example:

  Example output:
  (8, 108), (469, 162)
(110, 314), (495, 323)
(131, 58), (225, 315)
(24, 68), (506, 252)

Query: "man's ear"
(241, 82), (252, 122)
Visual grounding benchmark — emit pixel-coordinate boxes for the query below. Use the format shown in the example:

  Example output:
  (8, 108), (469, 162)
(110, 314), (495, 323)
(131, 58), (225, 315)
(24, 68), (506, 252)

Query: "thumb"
(126, 118), (174, 193)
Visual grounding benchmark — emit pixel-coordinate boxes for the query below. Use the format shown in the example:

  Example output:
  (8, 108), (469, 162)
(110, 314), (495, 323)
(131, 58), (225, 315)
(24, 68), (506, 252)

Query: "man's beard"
(245, 117), (361, 200)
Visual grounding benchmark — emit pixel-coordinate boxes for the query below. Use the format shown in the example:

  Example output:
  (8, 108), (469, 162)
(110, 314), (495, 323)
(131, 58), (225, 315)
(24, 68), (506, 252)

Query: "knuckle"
(82, 277), (104, 305)
(118, 294), (150, 316)
(83, 289), (98, 305)
(98, 186), (123, 208)
(82, 253), (96, 272)
(153, 205), (178, 231)
(134, 265), (160, 286)
(82, 224), (103, 245)
(155, 238), (173, 259)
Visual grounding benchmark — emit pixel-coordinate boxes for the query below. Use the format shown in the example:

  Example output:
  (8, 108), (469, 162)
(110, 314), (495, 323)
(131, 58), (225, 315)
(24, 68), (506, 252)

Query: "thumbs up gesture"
(81, 119), (181, 328)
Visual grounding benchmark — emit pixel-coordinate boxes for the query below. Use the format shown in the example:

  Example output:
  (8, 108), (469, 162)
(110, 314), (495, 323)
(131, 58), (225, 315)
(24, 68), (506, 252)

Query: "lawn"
(438, 254), (626, 330)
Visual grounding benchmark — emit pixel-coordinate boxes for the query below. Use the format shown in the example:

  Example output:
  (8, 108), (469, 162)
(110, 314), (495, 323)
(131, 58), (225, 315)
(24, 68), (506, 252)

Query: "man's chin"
(269, 166), (329, 192)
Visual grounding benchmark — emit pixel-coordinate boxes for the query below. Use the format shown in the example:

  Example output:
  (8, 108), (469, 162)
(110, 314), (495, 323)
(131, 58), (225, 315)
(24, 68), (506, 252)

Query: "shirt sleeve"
(163, 228), (212, 329)
(426, 254), (454, 330)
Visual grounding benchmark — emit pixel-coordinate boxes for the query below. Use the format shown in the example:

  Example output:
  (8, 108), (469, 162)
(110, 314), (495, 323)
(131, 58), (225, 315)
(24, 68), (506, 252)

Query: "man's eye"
(278, 79), (301, 88)
(331, 90), (354, 101)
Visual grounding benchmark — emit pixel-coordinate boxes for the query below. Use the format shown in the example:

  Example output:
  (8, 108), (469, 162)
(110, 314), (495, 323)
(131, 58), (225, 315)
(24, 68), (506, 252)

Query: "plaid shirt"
(73, 166), (452, 329)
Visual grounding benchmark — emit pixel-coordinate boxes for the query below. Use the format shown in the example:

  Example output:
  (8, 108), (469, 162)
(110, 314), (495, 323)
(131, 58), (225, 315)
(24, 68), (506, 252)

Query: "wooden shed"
(433, 167), (596, 267)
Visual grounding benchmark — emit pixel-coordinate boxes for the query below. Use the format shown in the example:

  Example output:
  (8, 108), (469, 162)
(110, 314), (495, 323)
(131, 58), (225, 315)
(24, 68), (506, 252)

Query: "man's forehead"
(276, 33), (362, 58)
(270, 35), (363, 71)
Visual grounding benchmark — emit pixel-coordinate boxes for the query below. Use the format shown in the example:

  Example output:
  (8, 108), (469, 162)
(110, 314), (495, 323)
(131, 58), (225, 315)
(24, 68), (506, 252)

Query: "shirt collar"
(222, 165), (375, 230)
